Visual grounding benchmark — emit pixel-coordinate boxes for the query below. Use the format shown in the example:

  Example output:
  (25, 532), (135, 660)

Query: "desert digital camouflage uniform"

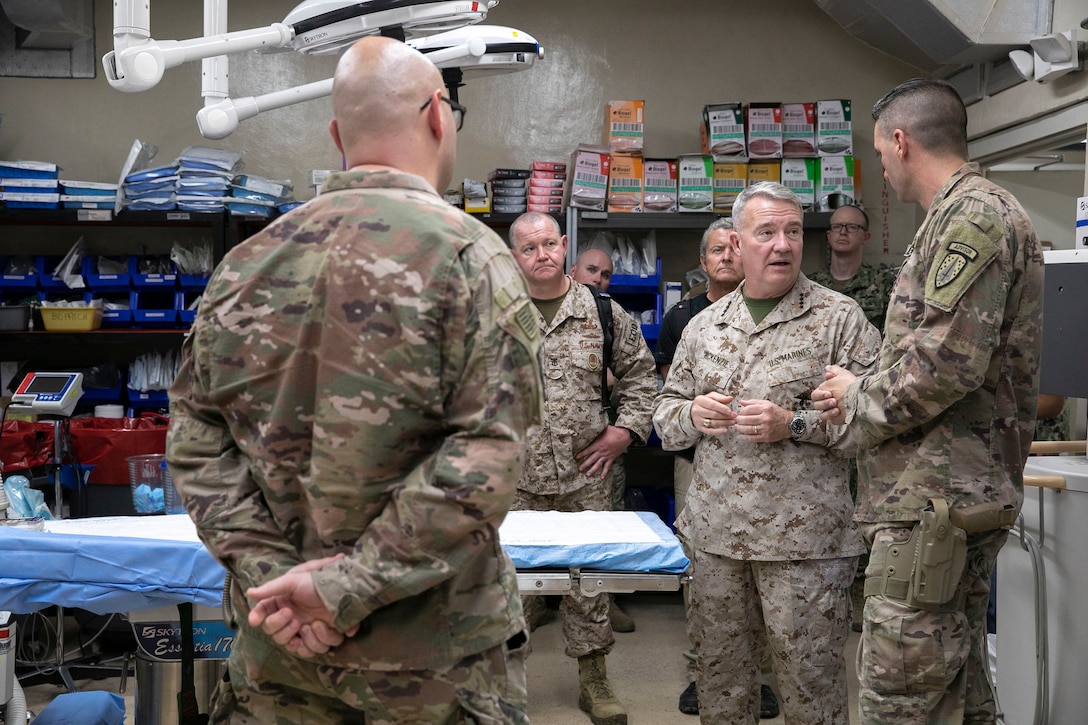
(809, 261), (899, 331)
(167, 168), (543, 725)
(514, 278), (656, 658)
(653, 273), (880, 723)
(837, 163), (1043, 724)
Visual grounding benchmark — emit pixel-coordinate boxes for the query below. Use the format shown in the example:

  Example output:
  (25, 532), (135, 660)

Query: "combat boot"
(577, 652), (627, 725)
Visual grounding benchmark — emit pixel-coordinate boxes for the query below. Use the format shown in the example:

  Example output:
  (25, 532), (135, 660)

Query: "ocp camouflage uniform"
(515, 278), (657, 658)
(838, 163), (1043, 724)
(809, 261), (899, 331)
(167, 168), (543, 725)
(653, 274), (881, 723)
(809, 262), (899, 627)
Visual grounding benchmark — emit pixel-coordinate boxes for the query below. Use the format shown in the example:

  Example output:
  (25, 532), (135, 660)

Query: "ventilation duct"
(813, 0), (1053, 74)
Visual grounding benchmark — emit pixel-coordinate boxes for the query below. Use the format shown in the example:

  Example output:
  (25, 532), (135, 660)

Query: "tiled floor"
(12, 592), (866, 724)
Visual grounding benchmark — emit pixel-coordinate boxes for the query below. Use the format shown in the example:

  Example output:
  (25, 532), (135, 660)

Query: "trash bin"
(127, 454), (164, 514)
(134, 651), (224, 725)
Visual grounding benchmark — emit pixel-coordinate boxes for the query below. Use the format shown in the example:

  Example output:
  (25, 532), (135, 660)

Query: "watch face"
(790, 414), (806, 436)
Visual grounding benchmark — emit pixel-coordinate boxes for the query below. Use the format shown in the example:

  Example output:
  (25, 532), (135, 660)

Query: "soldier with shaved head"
(167, 36), (542, 724)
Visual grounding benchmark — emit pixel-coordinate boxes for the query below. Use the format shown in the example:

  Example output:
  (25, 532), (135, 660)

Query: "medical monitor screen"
(24, 375), (72, 394)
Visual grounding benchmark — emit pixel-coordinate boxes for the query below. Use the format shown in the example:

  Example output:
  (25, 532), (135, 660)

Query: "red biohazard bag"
(68, 414), (168, 485)
(0, 415), (168, 484)
(0, 420), (56, 472)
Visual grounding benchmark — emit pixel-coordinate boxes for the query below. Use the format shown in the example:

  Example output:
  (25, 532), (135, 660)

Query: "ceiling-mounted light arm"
(194, 38), (486, 139)
(103, 19), (295, 93)
(102, 0), (497, 94)
(198, 78), (335, 139)
(202, 0), (230, 102)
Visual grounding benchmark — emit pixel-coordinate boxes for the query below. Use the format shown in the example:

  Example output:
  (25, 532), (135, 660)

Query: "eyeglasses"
(828, 223), (866, 233)
(420, 95), (467, 132)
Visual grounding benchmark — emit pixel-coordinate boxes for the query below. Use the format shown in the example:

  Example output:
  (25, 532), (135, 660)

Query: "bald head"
(329, 36), (455, 190)
(572, 248), (614, 291)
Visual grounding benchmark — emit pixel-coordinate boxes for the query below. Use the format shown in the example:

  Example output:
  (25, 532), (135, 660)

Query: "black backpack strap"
(588, 285), (614, 412)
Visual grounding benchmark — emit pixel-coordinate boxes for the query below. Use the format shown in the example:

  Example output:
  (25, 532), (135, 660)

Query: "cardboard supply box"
(817, 99), (853, 156)
(677, 154), (714, 213)
(782, 102), (816, 157)
(605, 100), (645, 157)
(532, 160), (568, 173)
(712, 162), (746, 214)
(781, 158), (819, 210)
(528, 177), (565, 192)
(566, 144), (611, 211)
(643, 158), (678, 213)
(747, 161), (781, 185)
(702, 103), (746, 159)
(528, 203), (564, 214)
(464, 196), (491, 214)
(746, 103), (783, 159)
(607, 156), (644, 213)
(818, 156), (856, 209)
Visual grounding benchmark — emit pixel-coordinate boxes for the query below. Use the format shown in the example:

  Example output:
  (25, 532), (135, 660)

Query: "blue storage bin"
(82, 255), (133, 292)
(177, 271), (210, 290)
(131, 289), (178, 327)
(79, 364), (124, 402)
(127, 388), (169, 406)
(93, 292), (134, 328)
(178, 289), (201, 326)
(130, 255), (177, 289)
(0, 255), (38, 290)
(35, 255), (72, 290)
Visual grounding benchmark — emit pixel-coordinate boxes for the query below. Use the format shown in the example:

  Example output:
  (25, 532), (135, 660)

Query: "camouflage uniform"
(809, 261), (899, 331)
(515, 277), (657, 658)
(167, 168), (543, 724)
(838, 163), (1043, 724)
(809, 262), (898, 629)
(653, 274), (881, 723)
(1034, 405), (1070, 442)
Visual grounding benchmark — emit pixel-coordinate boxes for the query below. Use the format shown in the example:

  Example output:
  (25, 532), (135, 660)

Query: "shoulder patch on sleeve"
(925, 212), (1000, 312)
(513, 299), (539, 342)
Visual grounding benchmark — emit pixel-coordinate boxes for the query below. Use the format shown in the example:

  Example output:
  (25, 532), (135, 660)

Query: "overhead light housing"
(1008, 48), (1035, 81)
(1030, 32), (1074, 64)
(1008, 30), (1081, 84)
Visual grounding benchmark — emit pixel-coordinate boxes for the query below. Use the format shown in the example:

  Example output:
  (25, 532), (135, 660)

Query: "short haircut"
(834, 203), (870, 230)
(731, 181), (803, 233)
(700, 216), (734, 257)
(872, 78), (968, 158)
(509, 211), (561, 245)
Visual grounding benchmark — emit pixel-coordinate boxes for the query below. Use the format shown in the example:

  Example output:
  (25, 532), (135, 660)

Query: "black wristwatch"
(789, 411), (807, 439)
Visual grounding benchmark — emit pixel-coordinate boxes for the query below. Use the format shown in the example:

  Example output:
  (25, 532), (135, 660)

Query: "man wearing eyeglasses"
(168, 36), (542, 724)
(809, 204), (898, 331)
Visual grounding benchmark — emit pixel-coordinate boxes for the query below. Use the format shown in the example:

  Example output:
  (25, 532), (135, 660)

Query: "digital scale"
(9, 371), (84, 417)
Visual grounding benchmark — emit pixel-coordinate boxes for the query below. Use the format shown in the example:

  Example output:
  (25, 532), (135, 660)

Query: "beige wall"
(0, 0), (919, 263)
(2, 0), (1082, 264)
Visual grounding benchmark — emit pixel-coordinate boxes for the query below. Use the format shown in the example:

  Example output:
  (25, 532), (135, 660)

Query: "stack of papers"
(0, 160), (61, 209)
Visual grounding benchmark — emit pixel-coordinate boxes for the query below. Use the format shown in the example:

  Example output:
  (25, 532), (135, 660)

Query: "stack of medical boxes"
(527, 161), (566, 214)
(0, 160), (61, 209)
(488, 168), (530, 215)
